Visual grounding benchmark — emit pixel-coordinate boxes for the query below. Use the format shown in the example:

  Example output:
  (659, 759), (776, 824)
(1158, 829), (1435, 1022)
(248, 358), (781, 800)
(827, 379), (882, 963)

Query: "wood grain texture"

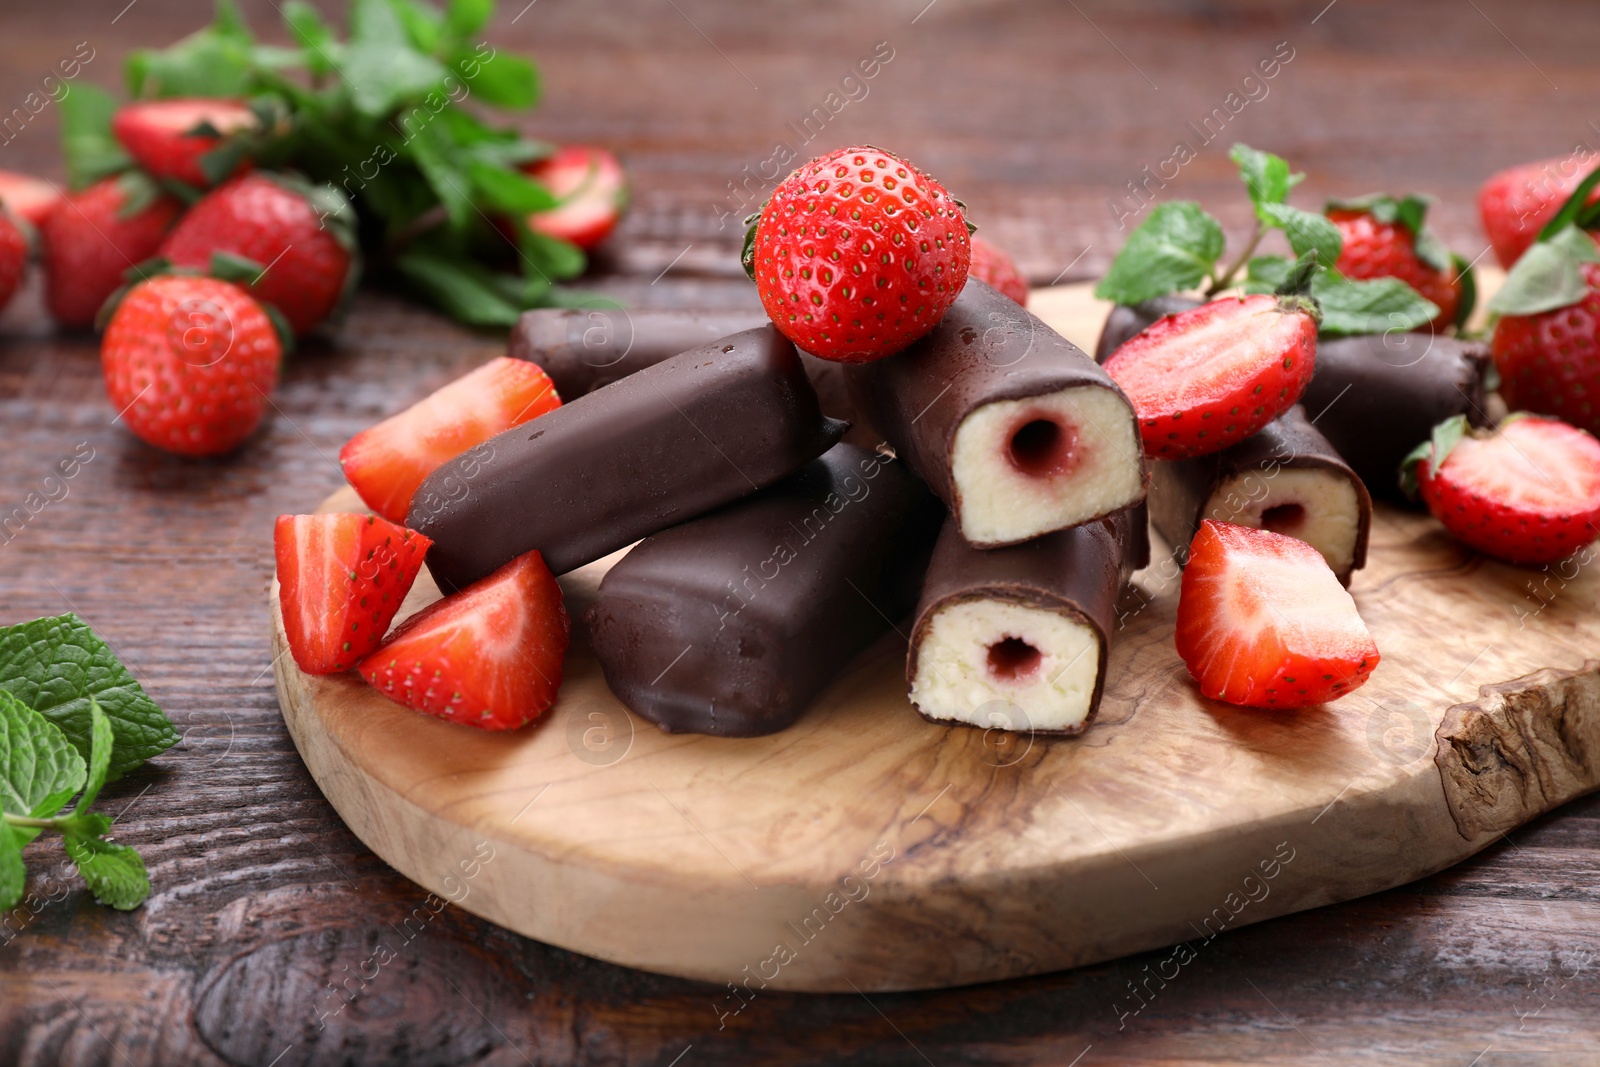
(3, 0), (1600, 1062)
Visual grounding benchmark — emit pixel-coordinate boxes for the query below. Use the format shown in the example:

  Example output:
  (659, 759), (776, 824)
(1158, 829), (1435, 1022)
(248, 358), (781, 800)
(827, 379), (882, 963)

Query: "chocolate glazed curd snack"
(846, 279), (1146, 548)
(907, 505), (1148, 735)
(1095, 295), (1492, 500)
(1148, 405), (1372, 584)
(409, 326), (846, 591)
(586, 443), (943, 737)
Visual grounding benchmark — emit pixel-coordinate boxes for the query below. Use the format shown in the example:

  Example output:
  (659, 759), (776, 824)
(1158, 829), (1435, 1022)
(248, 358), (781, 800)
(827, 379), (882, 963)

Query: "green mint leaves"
(1094, 202), (1224, 305)
(0, 615), (176, 913)
(0, 614), (178, 780)
(1490, 163), (1600, 318)
(73, 0), (583, 328)
(0, 695), (151, 911)
(1096, 142), (1444, 337)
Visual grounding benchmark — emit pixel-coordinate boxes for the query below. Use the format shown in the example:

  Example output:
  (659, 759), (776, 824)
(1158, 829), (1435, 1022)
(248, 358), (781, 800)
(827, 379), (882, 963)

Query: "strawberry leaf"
(1488, 227), (1597, 317)
(1094, 201), (1225, 305)
(1452, 252), (1477, 330)
(1399, 415), (1468, 499)
(1536, 163), (1600, 241)
(741, 210), (763, 280)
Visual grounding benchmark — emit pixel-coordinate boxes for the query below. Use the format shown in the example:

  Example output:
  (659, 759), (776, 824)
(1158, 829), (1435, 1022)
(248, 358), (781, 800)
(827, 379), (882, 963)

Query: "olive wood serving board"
(272, 279), (1600, 992)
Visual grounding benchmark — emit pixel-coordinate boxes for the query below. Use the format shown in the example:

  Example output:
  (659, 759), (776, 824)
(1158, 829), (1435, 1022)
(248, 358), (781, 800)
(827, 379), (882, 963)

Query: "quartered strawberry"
(359, 548), (570, 731)
(1480, 156), (1600, 268)
(340, 357), (561, 524)
(1327, 196), (1466, 330)
(1176, 520), (1380, 709)
(523, 145), (628, 251)
(40, 173), (183, 329)
(160, 173), (354, 336)
(275, 513), (432, 675)
(0, 211), (24, 313)
(969, 235), (1029, 305)
(0, 169), (63, 228)
(1404, 414), (1600, 565)
(745, 145), (971, 363)
(101, 275), (283, 456)
(1102, 292), (1318, 460)
(112, 98), (256, 188)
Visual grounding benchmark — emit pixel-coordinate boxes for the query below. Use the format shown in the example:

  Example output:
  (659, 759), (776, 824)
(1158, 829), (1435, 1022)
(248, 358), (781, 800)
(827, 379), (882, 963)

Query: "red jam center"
(987, 637), (1042, 681)
(1007, 417), (1078, 478)
(1260, 503), (1307, 535)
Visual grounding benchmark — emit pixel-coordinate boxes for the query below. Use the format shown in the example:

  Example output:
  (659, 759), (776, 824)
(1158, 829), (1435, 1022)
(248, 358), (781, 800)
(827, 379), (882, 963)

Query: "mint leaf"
(58, 83), (131, 190)
(462, 49), (541, 109)
(467, 162), (557, 214)
(64, 831), (149, 911)
(1315, 272), (1438, 335)
(1230, 144), (1299, 208)
(446, 0), (494, 37)
(0, 690), (87, 832)
(343, 43), (447, 117)
(1536, 164), (1600, 241)
(396, 250), (524, 326)
(126, 0), (258, 98)
(1488, 235), (1594, 317)
(1095, 201), (1224, 305)
(0, 614), (178, 781)
(1245, 254), (1292, 290)
(74, 698), (113, 818)
(1547, 224), (1600, 264)
(0, 822), (24, 911)
(1258, 203), (1342, 266)
(1452, 252), (1477, 330)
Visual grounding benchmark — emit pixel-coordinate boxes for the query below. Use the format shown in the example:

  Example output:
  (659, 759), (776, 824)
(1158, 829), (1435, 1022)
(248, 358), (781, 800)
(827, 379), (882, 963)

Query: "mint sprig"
(0, 694), (152, 911)
(1489, 163), (1600, 319)
(1095, 142), (1442, 336)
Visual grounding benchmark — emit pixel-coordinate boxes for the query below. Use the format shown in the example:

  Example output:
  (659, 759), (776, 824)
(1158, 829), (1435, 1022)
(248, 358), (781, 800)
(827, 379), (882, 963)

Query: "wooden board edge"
(1435, 659), (1600, 838)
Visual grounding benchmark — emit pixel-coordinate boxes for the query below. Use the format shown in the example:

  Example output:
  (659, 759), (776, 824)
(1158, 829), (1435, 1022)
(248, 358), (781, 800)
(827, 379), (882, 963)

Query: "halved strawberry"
(340, 357), (561, 523)
(0, 169), (62, 228)
(522, 145), (628, 251)
(1103, 293), (1318, 460)
(358, 549), (570, 731)
(1404, 414), (1600, 565)
(275, 513), (432, 675)
(1176, 520), (1380, 709)
(112, 98), (256, 188)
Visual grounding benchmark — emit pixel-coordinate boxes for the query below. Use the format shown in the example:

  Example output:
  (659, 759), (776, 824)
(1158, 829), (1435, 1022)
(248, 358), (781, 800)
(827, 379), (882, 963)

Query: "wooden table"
(3, 1), (1599, 1063)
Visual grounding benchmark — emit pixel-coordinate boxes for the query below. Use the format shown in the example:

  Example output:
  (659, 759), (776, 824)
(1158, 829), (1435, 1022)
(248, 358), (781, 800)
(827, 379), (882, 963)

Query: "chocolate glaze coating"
(1148, 405), (1372, 583)
(508, 307), (865, 438)
(1095, 298), (1492, 501)
(846, 278), (1143, 545)
(907, 505), (1147, 736)
(409, 326), (847, 590)
(586, 444), (943, 737)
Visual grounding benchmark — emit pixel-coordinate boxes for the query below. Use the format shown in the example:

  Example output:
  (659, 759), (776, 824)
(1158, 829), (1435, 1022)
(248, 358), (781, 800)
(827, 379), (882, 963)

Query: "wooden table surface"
(3, 1), (1599, 1064)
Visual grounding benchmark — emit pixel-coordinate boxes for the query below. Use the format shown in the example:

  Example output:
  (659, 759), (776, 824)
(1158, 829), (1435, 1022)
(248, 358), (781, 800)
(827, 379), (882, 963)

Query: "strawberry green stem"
(1206, 221), (1268, 296)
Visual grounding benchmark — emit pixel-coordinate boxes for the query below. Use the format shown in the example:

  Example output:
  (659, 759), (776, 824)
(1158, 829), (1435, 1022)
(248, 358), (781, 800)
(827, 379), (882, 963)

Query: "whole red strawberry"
(969, 235), (1028, 305)
(1405, 415), (1600, 565)
(1493, 261), (1600, 434)
(1480, 156), (1600, 268)
(160, 173), (354, 336)
(0, 211), (25, 314)
(112, 98), (256, 188)
(745, 146), (971, 363)
(1327, 198), (1464, 330)
(101, 275), (283, 456)
(40, 174), (183, 329)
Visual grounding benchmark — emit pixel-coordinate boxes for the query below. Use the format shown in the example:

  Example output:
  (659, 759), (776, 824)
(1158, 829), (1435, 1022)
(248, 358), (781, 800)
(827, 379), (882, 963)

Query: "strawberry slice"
(1406, 415), (1600, 565)
(358, 549), (570, 730)
(0, 169), (62, 228)
(522, 145), (628, 251)
(275, 513), (432, 675)
(340, 357), (561, 523)
(1103, 293), (1317, 460)
(1176, 520), (1380, 709)
(112, 98), (256, 188)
